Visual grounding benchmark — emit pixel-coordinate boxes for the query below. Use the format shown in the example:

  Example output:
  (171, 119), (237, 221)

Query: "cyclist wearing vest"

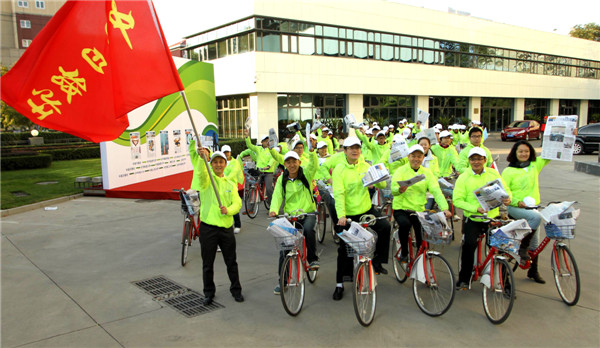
(269, 151), (320, 294)
(192, 144), (244, 305)
(453, 147), (512, 290)
(244, 129), (277, 206)
(456, 127), (493, 174)
(332, 137), (391, 301)
(391, 144), (451, 262)
(431, 130), (459, 179)
(501, 140), (550, 284)
(222, 145), (244, 234)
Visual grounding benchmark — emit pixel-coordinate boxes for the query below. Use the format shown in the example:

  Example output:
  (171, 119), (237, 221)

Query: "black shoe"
(332, 287), (344, 301)
(233, 294), (244, 302)
(373, 263), (388, 275)
(203, 296), (214, 306)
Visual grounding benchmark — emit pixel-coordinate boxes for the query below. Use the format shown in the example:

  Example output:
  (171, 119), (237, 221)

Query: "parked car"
(500, 120), (541, 141)
(574, 123), (600, 155)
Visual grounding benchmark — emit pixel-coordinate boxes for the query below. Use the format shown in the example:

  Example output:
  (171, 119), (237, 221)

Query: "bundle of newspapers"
(362, 163), (390, 187)
(473, 179), (509, 211)
(338, 222), (377, 257)
(488, 219), (531, 254)
(416, 211), (453, 244)
(268, 217), (302, 250)
(540, 201), (579, 239)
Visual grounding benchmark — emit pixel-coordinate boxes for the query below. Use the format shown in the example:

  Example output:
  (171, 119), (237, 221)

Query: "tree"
(569, 23), (600, 42)
(1, 64), (33, 130)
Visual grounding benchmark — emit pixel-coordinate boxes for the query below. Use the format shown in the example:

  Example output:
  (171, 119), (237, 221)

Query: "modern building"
(178, 0), (600, 139)
(1, 0), (66, 67)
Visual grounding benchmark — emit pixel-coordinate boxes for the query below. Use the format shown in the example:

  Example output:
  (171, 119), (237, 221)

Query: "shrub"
(219, 138), (248, 157)
(39, 147), (100, 161)
(1, 154), (52, 171)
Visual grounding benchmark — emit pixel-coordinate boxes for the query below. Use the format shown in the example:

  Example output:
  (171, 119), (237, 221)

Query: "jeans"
(507, 205), (542, 250)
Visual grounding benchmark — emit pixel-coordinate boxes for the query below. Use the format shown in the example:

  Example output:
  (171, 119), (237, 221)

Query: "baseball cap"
(472, 120), (481, 125)
(343, 137), (361, 147)
(221, 145), (231, 152)
(365, 129), (373, 135)
(407, 124), (414, 129)
(284, 151), (300, 161)
(376, 131), (386, 138)
(439, 130), (452, 138)
(291, 139), (303, 150)
(408, 144), (425, 154)
(317, 141), (328, 149)
(210, 151), (227, 162)
(309, 134), (318, 140)
(401, 128), (411, 138)
(468, 147), (487, 158)
(260, 134), (269, 142)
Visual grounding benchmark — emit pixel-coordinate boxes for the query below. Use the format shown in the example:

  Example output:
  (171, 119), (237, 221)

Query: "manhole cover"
(36, 181), (59, 185)
(11, 191), (30, 197)
(132, 276), (224, 317)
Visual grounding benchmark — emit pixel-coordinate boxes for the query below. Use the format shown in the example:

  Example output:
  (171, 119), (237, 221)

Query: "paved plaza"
(2, 135), (599, 347)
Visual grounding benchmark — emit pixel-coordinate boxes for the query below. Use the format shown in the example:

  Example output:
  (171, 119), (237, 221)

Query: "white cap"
(472, 120), (481, 125)
(468, 147), (487, 158)
(284, 151), (300, 161)
(260, 134), (269, 142)
(362, 124), (369, 131)
(291, 139), (303, 150)
(365, 129), (373, 135)
(434, 128), (440, 133)
(221, 145), (231, 152)
(434, 123), (443, 129)
(210, 151), (227, 162)
(407, 124), (414, 129)
(448, 124), (456, 130)
(460, 125), (467, 130)
(373, 122), (378, 126)
(408, 144), (425, 154)
(343, 137), (361, 147)
(376, 131), (386, 138)
(439, 130), (452, 138)
(328, 130), (333, 135)
(402, 128), (411, 138)
(389, 124), (395, 128)
(383, 126), (389, 132)
(372, 125), (381, 131)
(402, 119), (408, 124)
(317, 141), (328, 149)
(309, 134), (318, 140)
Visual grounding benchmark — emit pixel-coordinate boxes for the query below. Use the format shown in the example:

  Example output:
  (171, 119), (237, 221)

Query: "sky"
(152, 0), (599, 46)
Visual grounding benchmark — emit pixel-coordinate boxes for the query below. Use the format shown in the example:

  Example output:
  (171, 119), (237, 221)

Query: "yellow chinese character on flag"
(51, 66), (87, 104)
(109, 0), (135, 50)
(82, 48), (107, 74)
(27, 89), (62, 120)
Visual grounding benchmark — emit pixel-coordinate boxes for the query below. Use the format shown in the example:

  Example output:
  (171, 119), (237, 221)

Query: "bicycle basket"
(268, 217), (302, 250)
(273, 233), (303, 251)
(338, 222), (377, 258)
(416, 211), (453, 245)
(243, 160), (257, 170)
(179, 190), (199, 216)
(488, 219), (530, 253)
(545, 223), (575, 239)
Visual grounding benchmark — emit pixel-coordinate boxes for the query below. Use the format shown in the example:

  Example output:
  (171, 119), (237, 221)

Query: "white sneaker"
(453, 215), (462, 221)
(233, 228), (241, 234)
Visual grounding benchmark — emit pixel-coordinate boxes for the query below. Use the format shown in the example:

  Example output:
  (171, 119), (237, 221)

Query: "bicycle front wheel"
(552, 244), (580, 306)
(280, 255), (305, 316)
(412, 254), (455, 316)
(392, 232), (409, 283)
(245, 186), (259, 219)
(353, 261), (377, 326)
(316, 202), (326, 244)
(181, 218), (192, 267)
(306, 267), (318, 283)
(482, 258), (515, 324)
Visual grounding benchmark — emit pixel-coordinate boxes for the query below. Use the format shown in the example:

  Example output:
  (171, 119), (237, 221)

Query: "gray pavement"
(2, 135), (600, 347)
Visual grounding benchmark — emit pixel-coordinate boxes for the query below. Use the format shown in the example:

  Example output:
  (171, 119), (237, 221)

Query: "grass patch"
(1, 158), (102, 210)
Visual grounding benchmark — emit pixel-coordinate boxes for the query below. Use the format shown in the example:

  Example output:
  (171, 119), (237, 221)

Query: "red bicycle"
(176, 189), (200, 267)
(244, 167), (272, 218)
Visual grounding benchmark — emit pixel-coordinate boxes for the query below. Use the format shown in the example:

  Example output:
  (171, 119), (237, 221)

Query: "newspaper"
(344, 113), (357, 128)
(362, 163), (390, 187)
(417, 108), (430, 125)
(389, 138), (410, 163)
(489, 219), (531, 254)
(267, 217), (301, 248)
(438, 177), (454, 189)
(415, 128), (438, 145)
(337, 222), (376, 252)
(268, 128), (278, 149)
(541, 115), (578, 162)
(306, 122), (312, 150)
(311, 120), (322, 132)
(199, 135), (215, 152)
(244, 116), (252, 131)
(416, 211), (452, 243)
(397, 174), (425, 187)
(539, 201), (577, 223)
(473, 179), (509, 211)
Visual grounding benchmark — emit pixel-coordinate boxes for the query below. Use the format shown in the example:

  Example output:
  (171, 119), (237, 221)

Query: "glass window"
(354, 30), (367, 41)
(354, 42), (367, 59)
(346, 29), (353, 40)
(324, 26), (338, 38)
(20, 20), (31, 28)
(339, 40), (346, 56)
(316, 38), (323, 55)
(281, 34), (289, 52)
(239, 34), (249, 53)
(17, 1), (28, 7)
(290, 35), (298, 53)
(262, 32), (281, 52)
(21, 39), (32, 47)
(400, 47), (411, 62)
(299, 36), (315, 55)
(35, 0), (44, 9)
(381, 45), (393, 61)
(301, 94), (312, 107)
(298, 23), (314, 35)
(218, 40), (227, 58)
(382, 34), (393, 44)
(339, 28), (346, 39)
(347, 41), (353, 56)
(367, 32), (374, 42)
(207, 43), (217, 60)
(324, 39), (338, 56)
(315, 25), (322, 36)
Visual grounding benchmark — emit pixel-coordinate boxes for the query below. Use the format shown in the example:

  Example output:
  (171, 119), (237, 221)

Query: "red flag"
(0, 0), (184, 142)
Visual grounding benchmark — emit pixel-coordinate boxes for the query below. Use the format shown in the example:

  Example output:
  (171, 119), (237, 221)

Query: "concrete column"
(549, 99), (560, 116)
(579, 100), (589, 126)
(250, 93), (279, 140)
(514, 98), (525, 121)
(347, 94), (364, 123)
(415, 95), (429, 128)
(469, 97), (481, 123)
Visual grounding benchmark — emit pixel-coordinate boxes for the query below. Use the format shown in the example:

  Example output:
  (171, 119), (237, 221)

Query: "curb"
(1, 193), (84, 217)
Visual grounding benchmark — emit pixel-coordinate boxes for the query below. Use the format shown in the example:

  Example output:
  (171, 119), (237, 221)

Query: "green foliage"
(1, 158), (102, 209)
(38, 146), (100, 161)
(569, 23), (600, 42)
(1, 131), (88, 146)
(1, 154), (52, 171)
(219, 138), (248, 157)
(0, 63), (34, 130)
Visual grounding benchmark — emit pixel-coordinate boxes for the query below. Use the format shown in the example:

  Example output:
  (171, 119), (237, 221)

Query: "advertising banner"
(100, 58), (217, 189)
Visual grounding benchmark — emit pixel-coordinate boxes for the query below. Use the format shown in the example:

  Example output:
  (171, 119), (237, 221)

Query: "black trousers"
(458, 219), (489, 284)
(393, 210), (422, 256)
(199, 223), (242, 297)
(336, 207), (390, 283)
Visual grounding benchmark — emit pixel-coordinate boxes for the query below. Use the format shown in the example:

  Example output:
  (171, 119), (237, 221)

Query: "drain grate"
(132, 275), (224, 317)
(165, 290), (225, 317)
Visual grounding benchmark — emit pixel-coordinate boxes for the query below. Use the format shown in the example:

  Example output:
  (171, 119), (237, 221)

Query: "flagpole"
(180, 91), (223, 207)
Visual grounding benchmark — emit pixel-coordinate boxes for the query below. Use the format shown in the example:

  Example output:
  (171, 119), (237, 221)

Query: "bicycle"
(316, 180), (339, 244)
(175, 188), (200, 267)
(391, 211), (456, 316)
(314, 187), (328, 244)
(270, 210), (319, 316)
(458, 215), (527, 324)
(338, 215), (386, 327)
(374, 181), (394, 223)
(243, 167), (271, 218)
(510, 202), (581, 306)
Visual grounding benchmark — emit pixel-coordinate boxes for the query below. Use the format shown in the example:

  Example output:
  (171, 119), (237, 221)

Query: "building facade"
(179, 0), (600, 139)
(1, 0), (66, 67)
